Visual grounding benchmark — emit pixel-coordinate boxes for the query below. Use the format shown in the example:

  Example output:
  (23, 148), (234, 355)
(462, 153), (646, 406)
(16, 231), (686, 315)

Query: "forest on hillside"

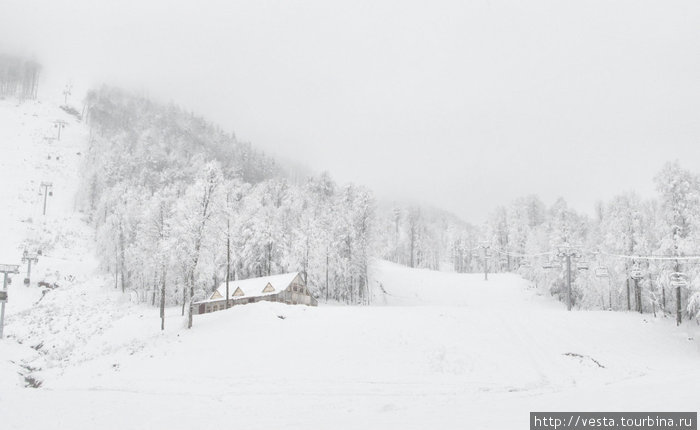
(379, 163), (700, 325)
(0, 54), (41, 100)
(77, 87), (700, 325)
(79, 88), (469, 328)
(482, 164), (700, 324)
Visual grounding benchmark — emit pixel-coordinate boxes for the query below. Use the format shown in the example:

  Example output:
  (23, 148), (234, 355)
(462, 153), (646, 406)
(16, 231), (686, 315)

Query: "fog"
(2, 0), (699, 222)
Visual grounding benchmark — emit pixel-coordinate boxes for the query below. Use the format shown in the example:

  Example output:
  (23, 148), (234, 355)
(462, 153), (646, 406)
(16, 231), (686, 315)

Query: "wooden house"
(192, 272), (317, 314)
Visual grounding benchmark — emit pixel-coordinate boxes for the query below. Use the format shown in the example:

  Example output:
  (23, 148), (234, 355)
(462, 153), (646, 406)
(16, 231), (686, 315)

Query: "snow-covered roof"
(203, 272), (300, 302)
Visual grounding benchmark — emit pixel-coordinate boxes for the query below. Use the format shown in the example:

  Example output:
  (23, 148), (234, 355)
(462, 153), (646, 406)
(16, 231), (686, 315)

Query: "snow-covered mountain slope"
(0, 97), (91, 299)
(0, 97), (150, 397)
(1, 98), (699, 429)
(3, 261), (700, 429)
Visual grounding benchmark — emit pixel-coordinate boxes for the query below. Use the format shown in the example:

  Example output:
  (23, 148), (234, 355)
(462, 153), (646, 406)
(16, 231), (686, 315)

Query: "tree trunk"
(648, 272), (654, 314)
(366, 264), (371, 305)
(151, 272), (157, 306)
(484, 247), (489, 281)
(119, 227), (126, 293)
(187, 285), (194, 328)
(325, 249), (329, 302)
(226, 228), (230, 309)
(358, 275), (363, 305)
(662, 285), (666, 312)
(114, 250), (118, 289)
(626, 278), (631, 311)
(303, 235), (309, 286)
(266, 242), (272, 276)
(409, 227), (415, 268)
(187, 269), (195, 329)
(160, 266), (166, 331)
(675, 260), (682, 326)
(676, 286), (682, 326)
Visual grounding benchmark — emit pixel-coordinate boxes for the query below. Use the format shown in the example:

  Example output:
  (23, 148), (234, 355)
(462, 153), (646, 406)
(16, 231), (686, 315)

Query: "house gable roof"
(206, 272), (301, 302)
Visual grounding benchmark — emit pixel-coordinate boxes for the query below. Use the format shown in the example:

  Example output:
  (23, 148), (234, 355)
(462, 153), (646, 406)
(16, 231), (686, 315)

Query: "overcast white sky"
(2, 0), (699, 222)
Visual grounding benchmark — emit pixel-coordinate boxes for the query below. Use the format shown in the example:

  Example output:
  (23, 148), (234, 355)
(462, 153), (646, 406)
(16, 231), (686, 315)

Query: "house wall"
(192, 274), (318, 315)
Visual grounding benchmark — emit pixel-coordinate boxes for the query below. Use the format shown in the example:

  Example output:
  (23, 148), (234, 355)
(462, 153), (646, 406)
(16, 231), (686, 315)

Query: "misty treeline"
(0, 55), (40, 100)
(79, 87), (396, 327)
(77, 87), (700, 324)
(376, 204), (481, 272)
(481, 162), (700, 322)
(79, 87), (477, 326)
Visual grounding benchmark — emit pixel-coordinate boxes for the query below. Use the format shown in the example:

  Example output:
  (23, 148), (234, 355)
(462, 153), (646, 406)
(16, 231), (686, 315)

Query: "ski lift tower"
(0, 264), (20, 339)
(53, 120), (67, 140)
(40, 182), (53, 216)
(477, 242), (491, 281)
(556, 245), (583, 311)
(629, 261), (645, 314)
(670, 271), (689, 326)
(21, 250), (39, 287)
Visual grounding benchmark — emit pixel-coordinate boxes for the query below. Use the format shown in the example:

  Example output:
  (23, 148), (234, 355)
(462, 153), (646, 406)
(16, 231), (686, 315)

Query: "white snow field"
(1, 97), (699, 429)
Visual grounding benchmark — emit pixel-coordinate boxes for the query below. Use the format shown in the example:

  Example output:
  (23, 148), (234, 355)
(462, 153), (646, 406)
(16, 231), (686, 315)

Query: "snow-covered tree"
(654, 161), (700, 324)
(172, 162), (224, 328)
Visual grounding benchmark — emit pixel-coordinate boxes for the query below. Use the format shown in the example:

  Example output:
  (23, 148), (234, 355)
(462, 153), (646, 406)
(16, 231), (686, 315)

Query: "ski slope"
(2, 262), (699, 429)
(0, 95), (92, 310)
(1, 97), (699, 429)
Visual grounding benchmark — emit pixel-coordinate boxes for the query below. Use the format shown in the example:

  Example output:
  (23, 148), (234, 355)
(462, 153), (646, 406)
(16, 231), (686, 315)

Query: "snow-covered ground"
(1, 97), (699, 429)
(2, 262), (699, 429)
